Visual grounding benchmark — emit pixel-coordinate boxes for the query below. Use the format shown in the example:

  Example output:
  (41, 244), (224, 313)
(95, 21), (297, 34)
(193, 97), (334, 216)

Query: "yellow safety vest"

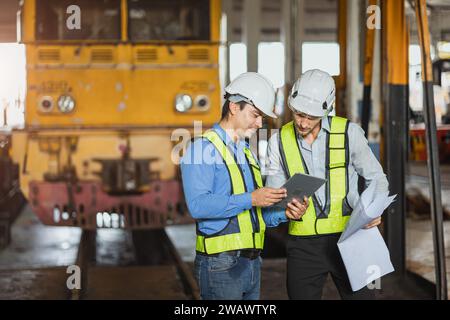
(279, 116), (351, 236)
(195, 130), (266, 254)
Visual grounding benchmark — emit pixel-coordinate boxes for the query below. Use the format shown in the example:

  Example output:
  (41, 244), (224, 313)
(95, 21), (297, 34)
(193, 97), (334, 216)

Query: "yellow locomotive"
(12, 0), (221, 229)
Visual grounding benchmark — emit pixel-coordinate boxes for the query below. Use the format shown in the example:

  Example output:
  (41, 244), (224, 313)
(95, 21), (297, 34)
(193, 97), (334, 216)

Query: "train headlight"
(57, 95), (76, 113)
(175, 94), (193, 113)
(195, 95), (210, 111)
(38, 96), (54, 112)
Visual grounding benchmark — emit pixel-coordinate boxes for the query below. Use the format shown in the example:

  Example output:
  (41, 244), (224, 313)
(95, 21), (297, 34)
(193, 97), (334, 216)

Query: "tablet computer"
(274, 173), (327, 209)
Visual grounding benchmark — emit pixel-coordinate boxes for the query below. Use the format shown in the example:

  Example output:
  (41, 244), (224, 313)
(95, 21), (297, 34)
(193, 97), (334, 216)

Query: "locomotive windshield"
(35, 0), (121, 41)
(128, 0), (210, 41)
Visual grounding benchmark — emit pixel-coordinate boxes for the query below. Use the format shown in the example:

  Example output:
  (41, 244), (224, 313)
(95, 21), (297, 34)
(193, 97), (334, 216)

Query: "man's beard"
(234, 126), (257, 138)
(296, 121), (320, 137)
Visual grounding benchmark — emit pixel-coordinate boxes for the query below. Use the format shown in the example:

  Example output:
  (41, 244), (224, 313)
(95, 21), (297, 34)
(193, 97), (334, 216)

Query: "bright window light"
(409, 44), (422, 65)
(219, 12), (228, 90)
(438, 41), (450, 58)
(302, 42), (340, 76)
(258, 42), (285, 88)
(229, 43), (247, 81)
(409, 44), (437, 65)
(0, 43), (26, 127)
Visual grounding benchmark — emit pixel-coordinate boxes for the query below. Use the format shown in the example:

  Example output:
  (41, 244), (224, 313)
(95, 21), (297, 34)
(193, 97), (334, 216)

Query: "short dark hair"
(221, 94), (247, 120)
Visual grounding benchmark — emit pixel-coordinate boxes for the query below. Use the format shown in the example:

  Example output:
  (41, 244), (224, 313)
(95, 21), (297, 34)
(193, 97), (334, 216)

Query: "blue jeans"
(194, 252), (262, 300)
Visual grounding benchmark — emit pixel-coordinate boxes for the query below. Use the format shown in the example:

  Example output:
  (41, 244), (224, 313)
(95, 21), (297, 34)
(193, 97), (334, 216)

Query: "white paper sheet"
(337, 181), (396, 292)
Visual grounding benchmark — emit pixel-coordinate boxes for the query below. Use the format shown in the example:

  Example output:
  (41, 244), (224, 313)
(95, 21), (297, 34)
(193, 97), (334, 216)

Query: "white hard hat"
(225, 72), (277, 118)
(288, 69), (335, 117)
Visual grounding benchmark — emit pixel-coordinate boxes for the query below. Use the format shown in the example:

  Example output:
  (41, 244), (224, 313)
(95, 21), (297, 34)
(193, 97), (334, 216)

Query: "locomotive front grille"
(37, 49), (61, 62)
(91, 49), (114, 63)
(187, 48), (209, 61)
(135, 49), (158, 63)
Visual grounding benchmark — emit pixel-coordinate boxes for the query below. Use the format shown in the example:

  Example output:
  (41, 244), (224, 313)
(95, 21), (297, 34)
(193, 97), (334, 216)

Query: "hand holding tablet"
(274, 173), (327, 209)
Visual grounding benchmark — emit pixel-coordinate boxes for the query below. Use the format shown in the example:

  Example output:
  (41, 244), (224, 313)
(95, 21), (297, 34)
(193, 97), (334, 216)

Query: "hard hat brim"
(228, 94), (277, 118)
(262, 110), (278, 119)
(288, 97), (328, 118)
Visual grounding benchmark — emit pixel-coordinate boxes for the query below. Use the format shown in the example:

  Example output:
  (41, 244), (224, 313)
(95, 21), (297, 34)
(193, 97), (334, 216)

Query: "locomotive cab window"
(35, 0), (121, 41)
(128, 0), (210, 41)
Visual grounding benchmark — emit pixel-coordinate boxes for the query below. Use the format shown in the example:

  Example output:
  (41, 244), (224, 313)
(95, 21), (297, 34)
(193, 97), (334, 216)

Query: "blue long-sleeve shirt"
(180, 123), (287, 235)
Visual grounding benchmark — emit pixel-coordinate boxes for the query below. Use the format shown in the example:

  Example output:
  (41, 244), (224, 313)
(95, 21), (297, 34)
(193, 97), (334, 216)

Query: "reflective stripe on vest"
(279, 116), (351, 236)
(195, 130), (266, 254)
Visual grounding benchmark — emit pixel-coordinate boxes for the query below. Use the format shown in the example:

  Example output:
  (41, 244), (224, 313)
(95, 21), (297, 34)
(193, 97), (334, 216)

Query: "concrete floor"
(0, 205), (136, 270)
(0, 205), (81, 270)
(0, 189), (448, 299)
(166, 221), (450, 299)
(406, 218), (450, 296)
(406, 162), (450, 216)
(405, 162), (450, 297)
(0, 207), (192, 299)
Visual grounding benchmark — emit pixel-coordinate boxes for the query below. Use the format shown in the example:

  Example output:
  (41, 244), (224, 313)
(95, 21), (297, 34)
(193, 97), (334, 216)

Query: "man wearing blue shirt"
(181, 72), (308, 300)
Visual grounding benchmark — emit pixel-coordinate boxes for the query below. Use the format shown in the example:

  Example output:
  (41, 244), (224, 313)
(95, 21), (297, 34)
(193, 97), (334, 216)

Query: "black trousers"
(287, 233), (375, 300)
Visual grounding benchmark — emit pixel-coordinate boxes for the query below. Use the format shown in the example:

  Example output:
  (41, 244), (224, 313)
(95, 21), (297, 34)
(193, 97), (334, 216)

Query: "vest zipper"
(314, 218), (318, 235)
(242, 149), (259, 243)
(251, 208), (258, 232)
(312, 195), (323, 235)
(251, 206), (257, 247)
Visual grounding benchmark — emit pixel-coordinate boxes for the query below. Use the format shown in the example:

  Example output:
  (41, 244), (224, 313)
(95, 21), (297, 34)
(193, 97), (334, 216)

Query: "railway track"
(69, 228), (199, 300)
